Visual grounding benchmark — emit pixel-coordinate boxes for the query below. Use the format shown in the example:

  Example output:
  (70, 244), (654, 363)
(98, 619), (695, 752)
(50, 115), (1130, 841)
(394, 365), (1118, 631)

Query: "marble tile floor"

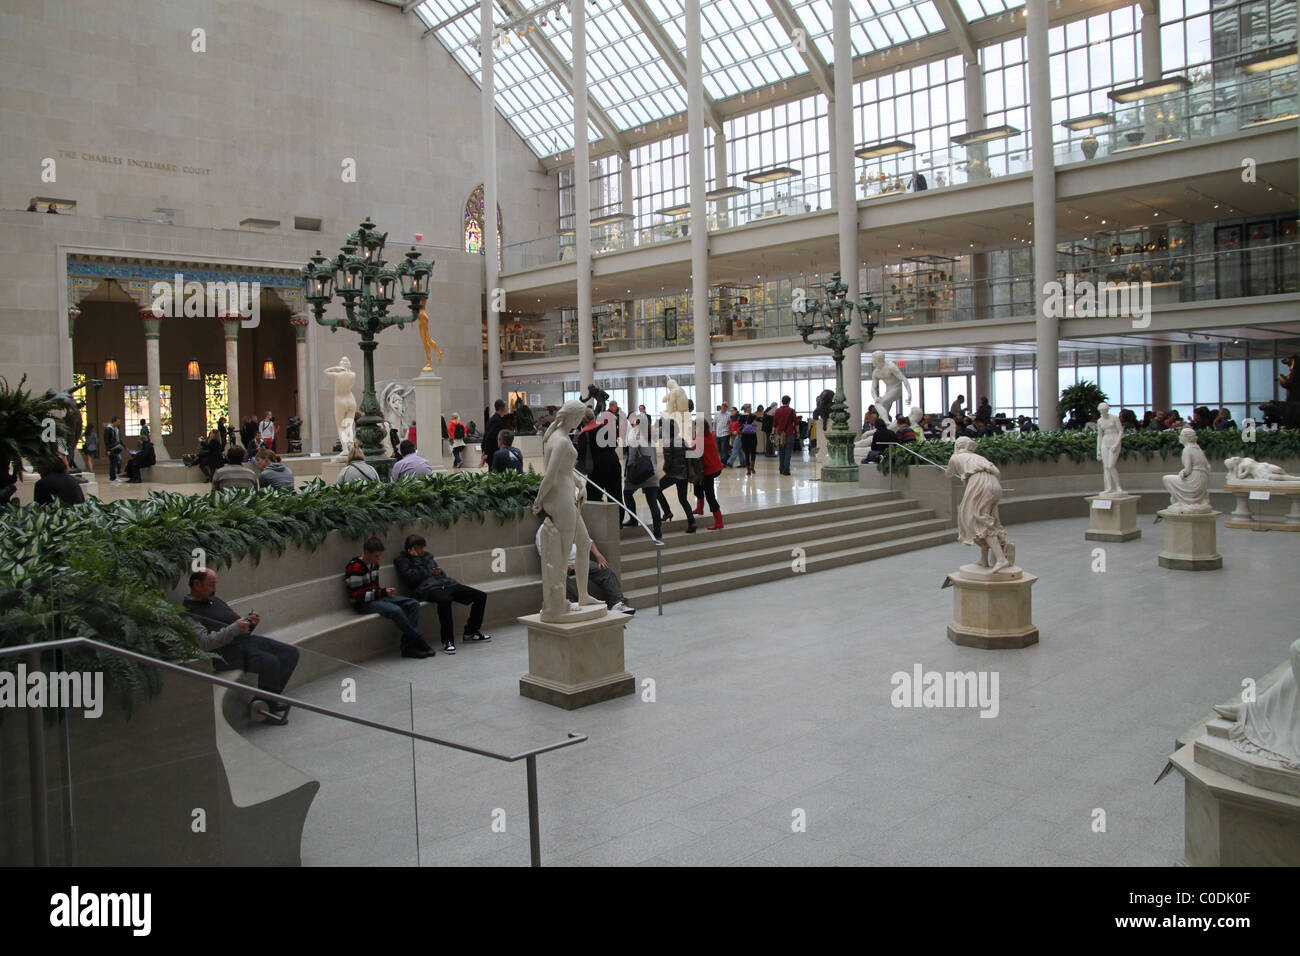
(243, 512), (1298, 866)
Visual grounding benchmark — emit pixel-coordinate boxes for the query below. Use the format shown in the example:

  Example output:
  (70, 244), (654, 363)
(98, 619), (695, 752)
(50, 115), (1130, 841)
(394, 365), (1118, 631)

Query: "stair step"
(621, 508), (940, 572)
(620, 518), (953, 588)
(622, 528), (956, 607)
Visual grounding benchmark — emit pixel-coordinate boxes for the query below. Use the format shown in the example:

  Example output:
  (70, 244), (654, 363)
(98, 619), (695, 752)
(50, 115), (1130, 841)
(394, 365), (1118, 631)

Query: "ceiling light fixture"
(1238, 45), (1298, 74)
(854, 139), (914, 159)
(1061, 113), (1114, 131)
(1108, 76), (1192, 102)
(951, 124), (1020, 146)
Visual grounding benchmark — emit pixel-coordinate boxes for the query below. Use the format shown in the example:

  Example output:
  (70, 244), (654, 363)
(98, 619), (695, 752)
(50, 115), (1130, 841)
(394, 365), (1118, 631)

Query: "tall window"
(980, 37), (1032, 175)
(854, 56), (966, 186)
(123, 385), (172, 437)
(204, 373), (229, 435)
(464, 185), (504, 268)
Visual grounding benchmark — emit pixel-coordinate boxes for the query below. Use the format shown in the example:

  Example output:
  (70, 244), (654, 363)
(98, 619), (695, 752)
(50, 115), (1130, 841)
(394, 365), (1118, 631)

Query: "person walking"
(104, 417), (123, 482)
(725, 407), (745, 468)
(773, 395), (798, 476)
(258, 411), (276, 452)
(738, 405), (759, 475)
(622, 426), (662, 537)
(712, 402), (731, 464)
(656, 411), (696, 533)
(448, 413), (467, 468)
(693, 418), (725, 530)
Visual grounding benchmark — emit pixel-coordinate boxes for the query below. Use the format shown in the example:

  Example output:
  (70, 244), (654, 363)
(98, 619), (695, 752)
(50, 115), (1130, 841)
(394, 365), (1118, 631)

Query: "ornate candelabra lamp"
(795, 272), (879, 482)
(301, 218), (432, 477)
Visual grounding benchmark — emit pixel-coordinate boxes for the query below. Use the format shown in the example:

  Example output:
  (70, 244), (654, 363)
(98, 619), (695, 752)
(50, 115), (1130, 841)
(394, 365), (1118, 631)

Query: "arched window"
(464, 185), (503, 269)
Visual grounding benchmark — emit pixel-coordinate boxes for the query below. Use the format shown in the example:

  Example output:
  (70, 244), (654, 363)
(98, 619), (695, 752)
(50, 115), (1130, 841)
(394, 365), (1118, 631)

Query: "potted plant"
(1059, 380), (1109, 424)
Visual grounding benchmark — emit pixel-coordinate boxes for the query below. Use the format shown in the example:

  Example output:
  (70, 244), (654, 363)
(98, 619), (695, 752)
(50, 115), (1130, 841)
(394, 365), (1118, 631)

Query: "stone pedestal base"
(413, 372), (447, 471)
(1224, 481), (1300, 531)
(1170, 737), (1300, 866)
(321, 460), (346, 484)
(1158, 509), (1222, 570)
(946, 566), (1039, 649)
(518, 611), (634, 710)
(1084, 493), (1140, 541)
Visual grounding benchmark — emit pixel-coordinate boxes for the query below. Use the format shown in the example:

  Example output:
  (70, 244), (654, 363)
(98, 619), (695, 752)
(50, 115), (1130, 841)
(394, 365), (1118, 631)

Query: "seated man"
(390, 439), (433, 479)
(181, 569), (299, 725)
(123, 437), (156, 483)
(345, 536), (436, 659)
(490, 428), (523, 473)
(212, 445), (258, 490)
(393, 534), (491, 655)
(534, 525), (635, 615)
(33, 455), (86, 506)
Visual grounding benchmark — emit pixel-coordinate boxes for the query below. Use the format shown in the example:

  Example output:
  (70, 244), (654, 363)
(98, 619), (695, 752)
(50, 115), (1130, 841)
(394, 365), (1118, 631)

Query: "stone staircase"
(619, 490), (954, 608)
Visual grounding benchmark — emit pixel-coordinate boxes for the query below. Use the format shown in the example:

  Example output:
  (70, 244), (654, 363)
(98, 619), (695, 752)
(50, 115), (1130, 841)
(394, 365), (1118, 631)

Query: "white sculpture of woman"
(1224, 456), (1300, 482)
(945, 436), (1016, 573)
(1161, 427), (1212, 513)
(324, 357), (357, 463)
(869, 350), (911, 427)
(1214, 638), (1300, 770)
(533, 400), (606, 623)
(1096, 402), (1124, 496)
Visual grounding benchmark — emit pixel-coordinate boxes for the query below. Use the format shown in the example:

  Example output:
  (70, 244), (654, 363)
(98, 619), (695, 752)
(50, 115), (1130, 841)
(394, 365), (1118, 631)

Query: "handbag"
(686, 456), (703, 486)
(626, 448), (654, 485)
(741, 422), (757, 435)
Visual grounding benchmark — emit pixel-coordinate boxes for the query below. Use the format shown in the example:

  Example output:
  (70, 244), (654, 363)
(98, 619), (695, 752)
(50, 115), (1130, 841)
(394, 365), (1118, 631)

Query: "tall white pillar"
(721, 370), (735, 407)
(1141, 6), (1162, 141)
(574, 0), (594, 391)
(964, 59), (989, 180)
(974, 355), (993, 413)
(833, 0), (862, 434)
(687, 0), (711, 416)
(139, 312), (170, 459)
(291, 315), (310, 448)
(221, 316), (241, 438)
(482, 0), (502, 410)
(713, 130), (729, 225)
(1028, 0), (1059, 430)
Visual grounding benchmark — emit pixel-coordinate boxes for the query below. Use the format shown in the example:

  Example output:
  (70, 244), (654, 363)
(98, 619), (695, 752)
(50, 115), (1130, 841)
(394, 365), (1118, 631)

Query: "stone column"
(482, 0), (501, 411)
(1150, 344), (1171, 413)
(974, 355), (993, 412)
(220, 314), (242, 435)
(687, 0), (712, 416)
(1141, 5), (1162, 142)
(139, 311), (170, 459)
(964, 59), (989, 180)
(626, 375), (639, 417)
(574, 0), (594, 392)
(713, 129), (729, 225)
(834, 0), (863, 435)
(1028, 0), (1059, 430)
(721, 370), (735, 407)
(290, 315), (310, 449)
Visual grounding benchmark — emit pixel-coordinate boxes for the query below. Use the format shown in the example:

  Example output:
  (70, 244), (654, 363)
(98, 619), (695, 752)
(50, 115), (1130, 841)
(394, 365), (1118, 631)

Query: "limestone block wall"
(0, 0), (558, 418)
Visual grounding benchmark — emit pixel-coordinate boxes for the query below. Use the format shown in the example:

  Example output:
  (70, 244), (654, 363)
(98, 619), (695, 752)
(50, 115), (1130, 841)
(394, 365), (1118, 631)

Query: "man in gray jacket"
(181, 569), (299, 724)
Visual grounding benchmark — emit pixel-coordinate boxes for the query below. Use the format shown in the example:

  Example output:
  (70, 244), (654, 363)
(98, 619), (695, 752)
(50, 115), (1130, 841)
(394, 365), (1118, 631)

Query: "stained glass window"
(463, 184), (504, 269)
(123, 385), (173, 437)
(204, 373), (229, 436)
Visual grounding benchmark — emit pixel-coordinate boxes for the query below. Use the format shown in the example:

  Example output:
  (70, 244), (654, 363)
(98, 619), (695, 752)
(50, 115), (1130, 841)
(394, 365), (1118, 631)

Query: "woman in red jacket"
(692, 418), (725, 530)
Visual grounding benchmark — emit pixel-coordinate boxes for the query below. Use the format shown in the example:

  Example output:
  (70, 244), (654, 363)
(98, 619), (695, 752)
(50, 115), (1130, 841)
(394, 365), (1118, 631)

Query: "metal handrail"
(5, 636), (587, 867)
(881, 441), (949, 472)
(575, 469), (666, 616)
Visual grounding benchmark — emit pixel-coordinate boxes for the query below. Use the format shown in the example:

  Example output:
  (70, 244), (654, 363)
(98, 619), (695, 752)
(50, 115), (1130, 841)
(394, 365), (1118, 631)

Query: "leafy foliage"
(878, 428), (1300, 475)
(0, 471), (541, 715)
(0, 375), (66, 476)
(1058, 380), (1109, 423)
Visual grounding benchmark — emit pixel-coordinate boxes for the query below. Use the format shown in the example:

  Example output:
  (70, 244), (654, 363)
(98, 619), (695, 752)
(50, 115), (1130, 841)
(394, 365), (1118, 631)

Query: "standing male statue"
(869, 351), (911, 427)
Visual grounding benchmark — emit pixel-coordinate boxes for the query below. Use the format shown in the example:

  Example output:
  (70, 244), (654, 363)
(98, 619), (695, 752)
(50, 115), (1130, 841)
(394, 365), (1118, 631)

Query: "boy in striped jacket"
(345, 536), (435, 659)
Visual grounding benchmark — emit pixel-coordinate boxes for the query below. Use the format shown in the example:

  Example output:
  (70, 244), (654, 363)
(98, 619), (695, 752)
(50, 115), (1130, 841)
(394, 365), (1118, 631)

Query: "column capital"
(67, 304), (81, 339)
(290, 313), (310, 343)
(219, 313), (243, 341)
(138, 309), (162, 338)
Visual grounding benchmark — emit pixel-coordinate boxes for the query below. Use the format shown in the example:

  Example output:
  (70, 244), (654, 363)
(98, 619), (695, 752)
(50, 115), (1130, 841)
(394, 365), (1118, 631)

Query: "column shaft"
(833, 0), (862, 433)
(687, 0), (711, 415)
(1028, 0), (1059, 430)
(482, 0), (501, 409)
(574, 0), (594, 390)
(223, 320), (241, 435)
(1150, 345), (1171, 413)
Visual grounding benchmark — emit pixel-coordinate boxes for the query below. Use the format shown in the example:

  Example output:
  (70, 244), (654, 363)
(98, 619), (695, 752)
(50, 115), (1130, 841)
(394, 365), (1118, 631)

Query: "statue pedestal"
(321, 460), (346, 484)
(1158, 509), (1222, 570)
(1084, 493), (1141, 541)
(413, 372), (447, 470)
(946, 565), (1039, 649)
(1224, 480), (1300, 531)
(518, 611), (635, 710)
(1170, 727), (1300, 865)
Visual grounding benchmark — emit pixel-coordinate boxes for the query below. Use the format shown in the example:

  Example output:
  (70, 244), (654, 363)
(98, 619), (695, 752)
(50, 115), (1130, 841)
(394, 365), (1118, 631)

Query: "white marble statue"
(869, 350), (911, 427)
(1224, 456), (1300, 482)
(945, 436), (1016, 573)
(324, 357), (357, 463)
(1161, 427), (1213, 513)
(533, 400), (605, 623)
(1214, 638), (1300, 770)
(1096, 402), (1124, 496)
(379, 380), (415, 438)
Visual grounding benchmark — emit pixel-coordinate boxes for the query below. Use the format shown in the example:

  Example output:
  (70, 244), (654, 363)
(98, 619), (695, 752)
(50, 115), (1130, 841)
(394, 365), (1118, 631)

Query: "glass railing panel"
(44, 643), (419, 866)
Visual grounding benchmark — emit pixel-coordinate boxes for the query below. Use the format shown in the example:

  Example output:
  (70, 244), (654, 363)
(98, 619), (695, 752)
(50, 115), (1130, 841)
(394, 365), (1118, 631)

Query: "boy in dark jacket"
(393, 534), (490, 655)
(345, 536), (435, 659)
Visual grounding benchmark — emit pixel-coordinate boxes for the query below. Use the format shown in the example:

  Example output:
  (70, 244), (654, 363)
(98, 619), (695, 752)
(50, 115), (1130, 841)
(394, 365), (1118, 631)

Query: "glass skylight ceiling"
(411, 0), (1019, 158)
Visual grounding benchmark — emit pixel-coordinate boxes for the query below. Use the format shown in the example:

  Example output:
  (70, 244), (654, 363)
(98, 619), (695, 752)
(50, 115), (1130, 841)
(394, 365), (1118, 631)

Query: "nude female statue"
(869, 350), (911, 427)
(533, 400), (605, 622)
(1096, 402), (1124, 496)
(1224, 456), (1300, 482)
(324, 357), (357, 462)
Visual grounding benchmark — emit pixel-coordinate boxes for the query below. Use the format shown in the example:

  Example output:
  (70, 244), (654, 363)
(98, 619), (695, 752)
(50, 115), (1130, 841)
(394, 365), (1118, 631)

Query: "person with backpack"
(448, 413), (467, 468)
(490, 429), (523, 472)
(738, 404), (759, 475)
